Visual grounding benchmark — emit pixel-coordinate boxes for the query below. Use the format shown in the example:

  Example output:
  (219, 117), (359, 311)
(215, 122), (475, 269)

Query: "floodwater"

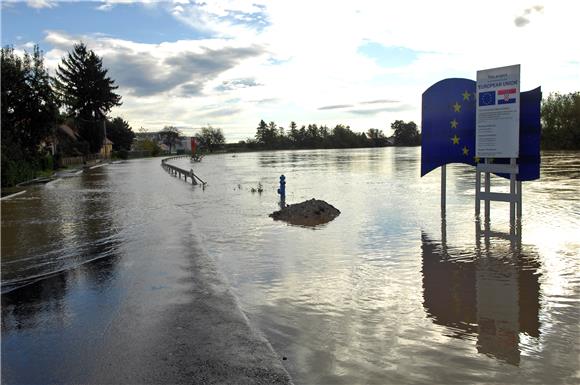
(2, 148), (579, 384)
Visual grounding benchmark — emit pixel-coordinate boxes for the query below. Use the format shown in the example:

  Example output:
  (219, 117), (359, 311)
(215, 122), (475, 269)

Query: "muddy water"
(2, 149), (579, 384)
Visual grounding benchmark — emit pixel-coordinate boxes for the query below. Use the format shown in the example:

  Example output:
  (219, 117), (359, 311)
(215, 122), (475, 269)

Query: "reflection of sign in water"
(476, 64), (520, 158)
(421, 233), (541, 365)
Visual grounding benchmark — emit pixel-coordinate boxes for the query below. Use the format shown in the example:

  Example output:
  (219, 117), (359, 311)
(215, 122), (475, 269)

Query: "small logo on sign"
(497, 88), (517, 104)
(479, 91), (496, 106)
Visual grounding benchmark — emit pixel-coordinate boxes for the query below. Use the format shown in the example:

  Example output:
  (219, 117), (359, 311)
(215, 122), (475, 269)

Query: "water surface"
(2, 148), (579, 384)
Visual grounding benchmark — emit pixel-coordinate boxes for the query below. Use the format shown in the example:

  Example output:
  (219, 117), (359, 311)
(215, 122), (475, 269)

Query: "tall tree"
(288, 121), (300, 146)
(541, 92), (580, 149)
(391, 120), (420, 146)
(160, 126), (182, 153)
(254, 120), (279, 147)
(1, 45), (58, 187)
(367, 128), (387, 147)
(267, 121), (278, 147)
(197, 125), (225, 152)
(106, 117), (135, 152)
(53, 42), (121, 153)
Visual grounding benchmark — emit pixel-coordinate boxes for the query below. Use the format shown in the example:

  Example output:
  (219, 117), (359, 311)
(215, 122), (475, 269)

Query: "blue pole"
(277, 174), (286, 202)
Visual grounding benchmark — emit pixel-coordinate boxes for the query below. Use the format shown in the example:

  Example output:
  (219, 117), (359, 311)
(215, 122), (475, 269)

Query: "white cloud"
(35, 0), (580, 141)
(26, 0), (57, 8)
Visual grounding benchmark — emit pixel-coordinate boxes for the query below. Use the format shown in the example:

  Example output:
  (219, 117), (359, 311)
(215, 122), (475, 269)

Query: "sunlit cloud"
(26, 0), (57, 8)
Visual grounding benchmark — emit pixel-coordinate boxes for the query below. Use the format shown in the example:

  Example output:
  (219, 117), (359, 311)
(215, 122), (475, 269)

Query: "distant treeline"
(235, 120), (420, 151)
(541, 92), (580, 150)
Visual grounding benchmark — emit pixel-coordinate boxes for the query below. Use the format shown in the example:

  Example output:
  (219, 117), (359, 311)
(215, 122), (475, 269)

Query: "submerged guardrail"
(161, 156), (206, 185)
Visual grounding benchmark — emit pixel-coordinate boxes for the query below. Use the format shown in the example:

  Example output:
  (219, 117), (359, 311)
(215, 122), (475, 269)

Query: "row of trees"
(246, 119), (420, 150)
(1, 43), (135, 187)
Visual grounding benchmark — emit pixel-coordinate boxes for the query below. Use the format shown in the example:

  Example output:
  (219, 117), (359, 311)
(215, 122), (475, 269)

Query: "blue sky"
(2, 2), (207, 45)
(2, 0), (579, 142)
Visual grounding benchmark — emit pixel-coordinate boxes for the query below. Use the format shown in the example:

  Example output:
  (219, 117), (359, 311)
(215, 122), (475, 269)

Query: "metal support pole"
(475, 167), (481, 216)
(484, 159), (490, 221)
(517, 180), (522, 219)
(509, 158), (516, 228)
(441, 165), (446, 216)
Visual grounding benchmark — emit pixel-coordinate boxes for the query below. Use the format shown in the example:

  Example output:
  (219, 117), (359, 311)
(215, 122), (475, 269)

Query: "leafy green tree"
(367, 128), (388, 147)
(288, 121), (300, 146)
(319, 125), (330, 144)
(135, 138), (161, 156)
(541, 92), (580, 149)
(267, 121), (279, 147)
(53, 42), (121, 153)
(1, 45), (58, 187)
(197, 125), (225, 152)
(330, 124), (364, 148)
(106, 117), (135, 152)
(160, 126), (182, 153)
(391, 120), (420, 146)
(255, 120), (268, 145)
(306, 124), (321, 147)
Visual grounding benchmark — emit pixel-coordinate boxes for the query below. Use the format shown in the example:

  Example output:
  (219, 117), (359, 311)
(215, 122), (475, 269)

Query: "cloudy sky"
(2, 0), (579, 141)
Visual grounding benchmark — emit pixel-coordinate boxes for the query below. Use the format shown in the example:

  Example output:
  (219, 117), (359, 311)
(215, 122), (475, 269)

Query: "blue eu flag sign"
(421, 79), (541, 181)
(421, 78), (477, 177)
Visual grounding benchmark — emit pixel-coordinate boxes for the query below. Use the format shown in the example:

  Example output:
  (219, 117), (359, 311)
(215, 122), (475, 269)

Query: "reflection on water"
(2, 149), (579, 384)
(1, 251), (120, 332)
(422, 230), (541, 366)
(1, 170), (120, 292)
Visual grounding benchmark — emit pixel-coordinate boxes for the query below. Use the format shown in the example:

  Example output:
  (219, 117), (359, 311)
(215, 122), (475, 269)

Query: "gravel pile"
(269, 198), (340, 226)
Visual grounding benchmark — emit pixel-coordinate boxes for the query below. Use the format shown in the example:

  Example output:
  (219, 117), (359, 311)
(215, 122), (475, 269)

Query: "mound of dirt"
(269, 199), (340, 226)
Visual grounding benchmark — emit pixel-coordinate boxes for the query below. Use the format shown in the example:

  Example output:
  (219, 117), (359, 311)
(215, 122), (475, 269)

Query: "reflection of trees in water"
(2, 274), (68, 332)
(1, 245), (120, 333)
(2, 169), (121, 332)
(421, 232), (541, 366)
(255, 148), (405, 175)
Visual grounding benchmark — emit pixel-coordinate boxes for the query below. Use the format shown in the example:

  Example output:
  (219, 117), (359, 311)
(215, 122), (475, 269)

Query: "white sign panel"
(476, 64), (520, 158)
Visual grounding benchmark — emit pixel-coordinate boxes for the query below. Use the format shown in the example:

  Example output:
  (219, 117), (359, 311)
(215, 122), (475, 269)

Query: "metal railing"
(161, 156), (206, 185)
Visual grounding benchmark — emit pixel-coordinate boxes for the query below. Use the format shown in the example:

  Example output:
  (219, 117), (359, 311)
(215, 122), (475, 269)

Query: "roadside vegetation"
(1, 43), (134, 188)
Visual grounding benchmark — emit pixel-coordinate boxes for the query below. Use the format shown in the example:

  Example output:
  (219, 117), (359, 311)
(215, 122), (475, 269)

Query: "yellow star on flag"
(462, 91), (471, 101)
(462, 146), (469, 156)
(451, 135), (460, 145)
(474, 156), (480, 163)
(453, 102), (461, 112)
(450, 119), (458, 129)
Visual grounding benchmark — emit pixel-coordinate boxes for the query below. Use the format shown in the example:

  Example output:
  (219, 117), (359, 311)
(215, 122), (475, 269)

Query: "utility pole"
(102, 111), (108, 158)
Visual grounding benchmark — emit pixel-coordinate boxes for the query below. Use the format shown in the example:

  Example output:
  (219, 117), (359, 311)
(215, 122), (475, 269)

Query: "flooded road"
(2, 148), (579, 384)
